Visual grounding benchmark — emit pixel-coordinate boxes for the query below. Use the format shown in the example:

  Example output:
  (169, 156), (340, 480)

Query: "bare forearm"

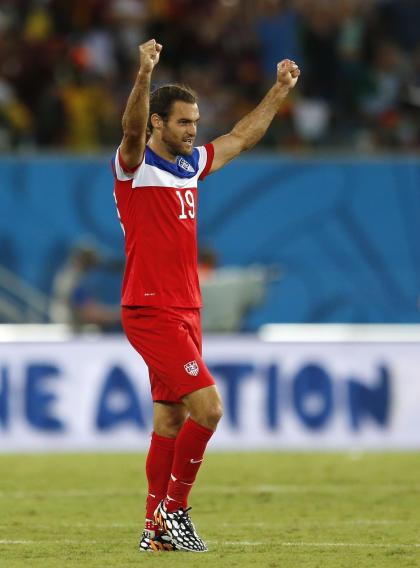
(119, 40), (162, 168)
(230, 83), (289, 151)
(210, 59), (299, 173)
(121, 70), (151, 139)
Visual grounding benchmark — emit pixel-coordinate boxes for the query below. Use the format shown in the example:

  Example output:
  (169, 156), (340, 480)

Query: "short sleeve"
(112, 147), (143, 181)
(197, 143), (215, 181)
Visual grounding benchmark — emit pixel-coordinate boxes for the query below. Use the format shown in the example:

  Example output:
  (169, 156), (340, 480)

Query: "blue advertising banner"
(1, 334), (419, 452)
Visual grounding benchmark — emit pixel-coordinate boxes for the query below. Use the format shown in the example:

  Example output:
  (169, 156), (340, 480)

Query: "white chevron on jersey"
(114, 146), (209, 189)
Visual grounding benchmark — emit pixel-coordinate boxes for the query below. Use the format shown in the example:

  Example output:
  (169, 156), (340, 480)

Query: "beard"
(162, 130), (194, 157)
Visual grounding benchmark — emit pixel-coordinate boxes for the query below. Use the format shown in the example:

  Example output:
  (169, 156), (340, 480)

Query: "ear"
(150, 113), (163, 129)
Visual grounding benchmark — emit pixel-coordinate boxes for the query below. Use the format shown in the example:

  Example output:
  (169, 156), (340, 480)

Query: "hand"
(139, 39), (162, 73)
(276, 59), (300, 91)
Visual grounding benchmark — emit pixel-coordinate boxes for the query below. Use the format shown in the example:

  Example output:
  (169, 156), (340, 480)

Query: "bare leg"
(182, 384), (223, 431)
(153, 401), (189, 437)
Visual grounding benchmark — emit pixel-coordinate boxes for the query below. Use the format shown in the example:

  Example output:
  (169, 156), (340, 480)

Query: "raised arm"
(209, 60), (300, 173)
(119, 39), (162, 169)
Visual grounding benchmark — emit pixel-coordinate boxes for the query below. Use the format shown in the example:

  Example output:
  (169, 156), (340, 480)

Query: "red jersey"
(112, 143), (214, 307)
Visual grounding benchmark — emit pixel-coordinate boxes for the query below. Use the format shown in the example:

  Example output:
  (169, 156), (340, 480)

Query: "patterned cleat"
(139, 529), (176, 551)
(154, 500), (208, 552)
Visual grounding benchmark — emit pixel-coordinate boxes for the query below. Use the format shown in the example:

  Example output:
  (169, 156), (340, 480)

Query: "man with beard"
(111, 39), (300, 552)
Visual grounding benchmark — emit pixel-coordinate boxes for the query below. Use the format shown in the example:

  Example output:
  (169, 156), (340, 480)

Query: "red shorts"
(121, 306), (215, 403)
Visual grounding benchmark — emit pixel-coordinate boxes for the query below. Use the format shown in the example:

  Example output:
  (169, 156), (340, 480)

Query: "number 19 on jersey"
(176, 190), (195, 219)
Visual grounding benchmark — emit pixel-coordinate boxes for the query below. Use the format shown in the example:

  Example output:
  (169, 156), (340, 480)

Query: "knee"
(193, 396), (223, 431)
(183, 386), (224, 431)
(153, 404), (187, 438)
(160, 415), (186, 438)
(208, 400), (223, 428)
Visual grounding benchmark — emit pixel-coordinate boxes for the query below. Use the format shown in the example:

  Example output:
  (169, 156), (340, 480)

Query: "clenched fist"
(276, 59), (300, 91)
(139, 39), (163, 73)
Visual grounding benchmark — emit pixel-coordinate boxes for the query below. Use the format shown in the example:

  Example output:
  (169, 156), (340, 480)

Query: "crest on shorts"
(184, 360), (199, 376)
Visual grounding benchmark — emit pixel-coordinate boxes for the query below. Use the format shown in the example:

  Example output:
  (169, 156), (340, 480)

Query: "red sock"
(145, 432), (175, 526)
(165, 418), (214, 512)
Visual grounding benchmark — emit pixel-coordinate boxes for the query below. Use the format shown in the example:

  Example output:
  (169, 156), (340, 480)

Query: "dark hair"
(147, 84), (198, 132)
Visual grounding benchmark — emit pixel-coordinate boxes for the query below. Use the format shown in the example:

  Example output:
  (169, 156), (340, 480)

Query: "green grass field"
(1, 452), (419, 567)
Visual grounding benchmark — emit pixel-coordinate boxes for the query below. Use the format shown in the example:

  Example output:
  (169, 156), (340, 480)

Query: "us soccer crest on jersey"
(112, 143), (214, 308)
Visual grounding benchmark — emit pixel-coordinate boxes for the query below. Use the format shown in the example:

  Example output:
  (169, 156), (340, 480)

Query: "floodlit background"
(0, 0), (420, 453)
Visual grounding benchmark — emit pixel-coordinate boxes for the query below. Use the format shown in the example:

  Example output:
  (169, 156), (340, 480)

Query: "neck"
(148, 136), (178, 163)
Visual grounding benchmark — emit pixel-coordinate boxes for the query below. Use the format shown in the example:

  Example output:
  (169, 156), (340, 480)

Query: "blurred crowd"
(1, 0), (420, 153)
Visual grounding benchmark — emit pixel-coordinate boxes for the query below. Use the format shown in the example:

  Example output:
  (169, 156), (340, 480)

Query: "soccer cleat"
(154, 499), (208, 552)
(139, 529), (176, 551)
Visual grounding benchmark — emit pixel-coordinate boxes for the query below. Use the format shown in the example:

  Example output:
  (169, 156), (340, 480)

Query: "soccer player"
(111, 39), (300, 552)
